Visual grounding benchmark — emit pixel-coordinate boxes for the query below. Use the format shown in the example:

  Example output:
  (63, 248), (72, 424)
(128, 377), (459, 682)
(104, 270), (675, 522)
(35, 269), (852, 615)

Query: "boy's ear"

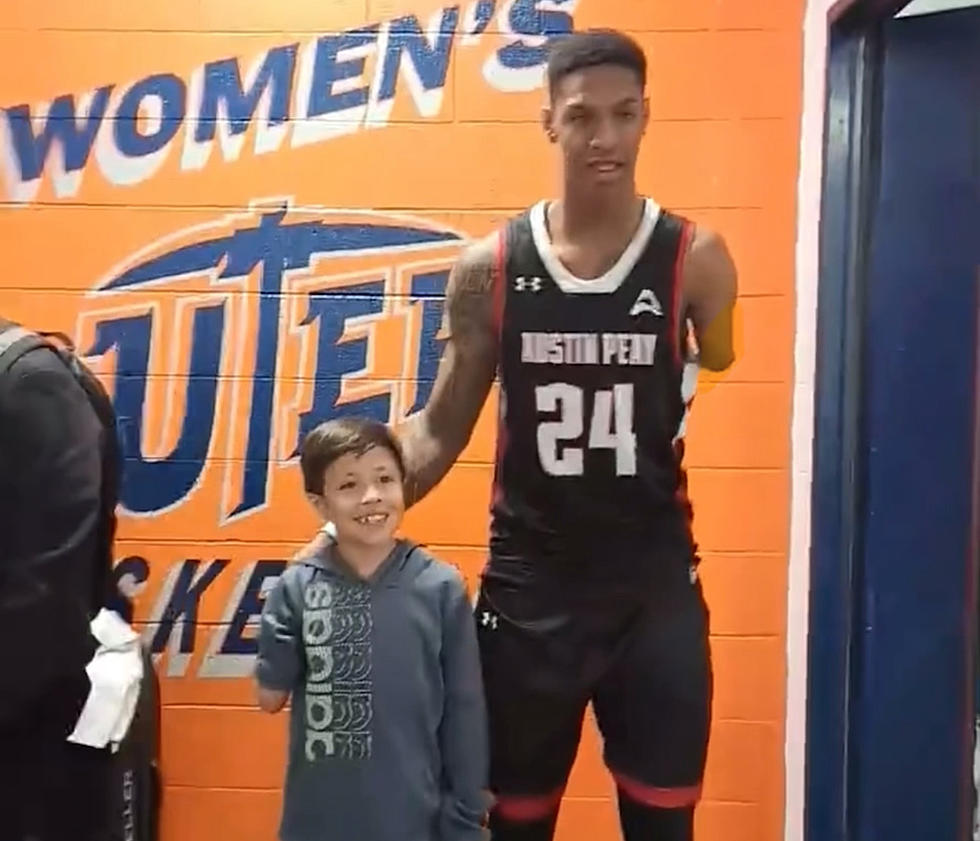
(306, 491), (328, 519)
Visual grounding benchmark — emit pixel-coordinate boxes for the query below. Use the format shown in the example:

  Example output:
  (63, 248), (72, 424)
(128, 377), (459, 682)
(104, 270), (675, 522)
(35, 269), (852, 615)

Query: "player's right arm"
(292, 235), (499, 561)
(397, 234), (499, 508)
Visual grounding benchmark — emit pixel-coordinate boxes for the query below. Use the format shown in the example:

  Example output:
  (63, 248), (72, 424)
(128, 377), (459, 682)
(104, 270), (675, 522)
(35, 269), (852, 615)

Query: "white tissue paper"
(67, 608), (145, 752)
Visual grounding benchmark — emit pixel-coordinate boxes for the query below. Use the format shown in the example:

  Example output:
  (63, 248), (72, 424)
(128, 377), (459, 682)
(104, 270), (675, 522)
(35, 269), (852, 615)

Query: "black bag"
(105, 643), (162, 841)
(0, 326), (161, 841)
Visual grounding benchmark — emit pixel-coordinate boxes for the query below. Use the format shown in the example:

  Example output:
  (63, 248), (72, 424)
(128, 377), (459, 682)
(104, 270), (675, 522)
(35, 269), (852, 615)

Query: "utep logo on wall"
(76, 201), (464, 523)
(0, 0), (579, 202)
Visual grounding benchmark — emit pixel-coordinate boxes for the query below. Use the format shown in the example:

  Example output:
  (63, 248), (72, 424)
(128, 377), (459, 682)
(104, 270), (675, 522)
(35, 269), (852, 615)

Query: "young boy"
(255, 417), (491, 841)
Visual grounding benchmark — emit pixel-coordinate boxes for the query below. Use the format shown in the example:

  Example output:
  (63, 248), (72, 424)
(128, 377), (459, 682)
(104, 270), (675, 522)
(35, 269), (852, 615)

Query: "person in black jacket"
(0, 317), (114, 841)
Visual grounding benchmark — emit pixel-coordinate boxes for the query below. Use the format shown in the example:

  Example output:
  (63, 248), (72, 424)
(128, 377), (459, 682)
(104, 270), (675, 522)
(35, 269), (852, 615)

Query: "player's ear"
(641, 96), (650, 134)
(541, 104), (557, 143)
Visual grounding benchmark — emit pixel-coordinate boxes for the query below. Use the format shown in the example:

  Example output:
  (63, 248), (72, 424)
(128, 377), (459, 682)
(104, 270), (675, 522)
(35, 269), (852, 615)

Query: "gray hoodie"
(256, 539), (490, 841)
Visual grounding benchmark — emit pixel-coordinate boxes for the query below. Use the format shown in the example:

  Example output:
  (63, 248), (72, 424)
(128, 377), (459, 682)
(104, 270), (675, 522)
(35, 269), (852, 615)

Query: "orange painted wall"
(0, 2), (802, 840)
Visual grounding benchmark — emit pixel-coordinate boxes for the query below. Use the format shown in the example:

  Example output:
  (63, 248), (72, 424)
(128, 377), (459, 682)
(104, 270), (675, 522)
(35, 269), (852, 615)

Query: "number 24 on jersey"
(535, 382), (637, 477)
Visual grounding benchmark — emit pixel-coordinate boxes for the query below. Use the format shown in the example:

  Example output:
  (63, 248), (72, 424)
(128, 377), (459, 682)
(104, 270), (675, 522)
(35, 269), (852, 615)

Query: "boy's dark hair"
(300, 416), (405, 495)
(547, 29), (647, 95)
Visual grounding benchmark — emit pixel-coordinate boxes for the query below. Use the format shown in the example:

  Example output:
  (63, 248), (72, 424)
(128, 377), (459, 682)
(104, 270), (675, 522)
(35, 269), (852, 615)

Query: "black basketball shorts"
(473, 557), (713, 821)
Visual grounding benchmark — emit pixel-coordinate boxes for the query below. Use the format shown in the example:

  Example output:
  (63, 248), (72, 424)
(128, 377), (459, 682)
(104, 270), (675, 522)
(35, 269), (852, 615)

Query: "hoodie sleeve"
(438, 574), (492, 841)
(255, 567), (303, 691)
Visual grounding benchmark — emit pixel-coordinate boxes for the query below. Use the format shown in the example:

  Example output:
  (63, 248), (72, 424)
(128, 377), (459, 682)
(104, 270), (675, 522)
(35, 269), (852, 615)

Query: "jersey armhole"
(489, 227), (509, 509)
(491, 227), (507, 345)
(668, 218), (694, 370)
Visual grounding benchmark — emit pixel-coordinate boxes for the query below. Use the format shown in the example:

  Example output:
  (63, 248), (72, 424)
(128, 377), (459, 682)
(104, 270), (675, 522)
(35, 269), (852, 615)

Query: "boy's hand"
(256, 685), (289, 713)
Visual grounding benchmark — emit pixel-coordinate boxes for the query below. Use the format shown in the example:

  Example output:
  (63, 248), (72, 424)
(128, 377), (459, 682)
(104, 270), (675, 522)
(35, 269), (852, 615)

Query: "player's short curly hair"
(547, 28), (647, 96)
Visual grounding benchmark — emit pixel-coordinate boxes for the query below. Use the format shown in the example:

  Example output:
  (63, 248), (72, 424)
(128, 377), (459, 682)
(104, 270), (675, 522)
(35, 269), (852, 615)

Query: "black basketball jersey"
(488, 198), (699, 565)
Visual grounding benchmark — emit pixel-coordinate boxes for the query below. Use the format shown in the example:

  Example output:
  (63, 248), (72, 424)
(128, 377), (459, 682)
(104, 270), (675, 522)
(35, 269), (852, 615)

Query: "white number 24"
(534, 383), (637, 477)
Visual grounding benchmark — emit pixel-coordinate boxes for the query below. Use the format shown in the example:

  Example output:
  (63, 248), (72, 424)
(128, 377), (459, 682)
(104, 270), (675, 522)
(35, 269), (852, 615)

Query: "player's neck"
(558, 180), (642, 240)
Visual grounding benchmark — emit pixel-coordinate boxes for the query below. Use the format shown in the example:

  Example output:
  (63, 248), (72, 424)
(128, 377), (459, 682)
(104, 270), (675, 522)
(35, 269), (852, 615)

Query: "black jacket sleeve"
(0, 349), (103, 721)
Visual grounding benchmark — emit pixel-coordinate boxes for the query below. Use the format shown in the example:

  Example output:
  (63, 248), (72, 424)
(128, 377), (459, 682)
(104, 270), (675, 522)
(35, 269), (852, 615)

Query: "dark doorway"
(807, 3), (980, 840)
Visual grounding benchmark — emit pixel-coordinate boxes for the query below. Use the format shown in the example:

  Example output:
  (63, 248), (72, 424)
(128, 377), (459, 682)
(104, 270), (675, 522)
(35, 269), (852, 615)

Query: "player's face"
(311, 446), (405, 548)
(544, 64), (648, 188)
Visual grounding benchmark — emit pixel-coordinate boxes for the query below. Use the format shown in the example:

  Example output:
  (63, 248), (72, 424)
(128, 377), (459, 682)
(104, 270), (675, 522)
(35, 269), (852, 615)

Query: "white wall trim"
(785, 1), (861, 838)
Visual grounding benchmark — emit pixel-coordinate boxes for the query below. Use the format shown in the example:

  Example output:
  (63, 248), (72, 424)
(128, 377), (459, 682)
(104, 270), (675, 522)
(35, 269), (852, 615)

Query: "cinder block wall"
(0, 1), (803, 839)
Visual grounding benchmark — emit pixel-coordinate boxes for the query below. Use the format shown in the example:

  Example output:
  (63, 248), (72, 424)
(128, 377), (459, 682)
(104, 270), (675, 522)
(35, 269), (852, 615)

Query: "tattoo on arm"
(398, 234), (499, 507)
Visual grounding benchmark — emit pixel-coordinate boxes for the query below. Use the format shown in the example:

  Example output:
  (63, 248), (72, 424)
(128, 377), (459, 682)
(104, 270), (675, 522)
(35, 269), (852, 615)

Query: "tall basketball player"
(298, 28), (737, 841)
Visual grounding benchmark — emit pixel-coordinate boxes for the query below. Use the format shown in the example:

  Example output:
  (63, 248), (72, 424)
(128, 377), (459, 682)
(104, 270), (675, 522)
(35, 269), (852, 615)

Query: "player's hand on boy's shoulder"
(291, 521), (336, 563)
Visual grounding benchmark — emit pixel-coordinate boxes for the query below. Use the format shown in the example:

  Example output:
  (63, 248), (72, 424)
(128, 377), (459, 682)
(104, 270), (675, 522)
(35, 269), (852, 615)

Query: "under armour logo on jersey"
(480, 611), (499, 630)
(630, 288), (663, 317)
(515, 276), (543, 292)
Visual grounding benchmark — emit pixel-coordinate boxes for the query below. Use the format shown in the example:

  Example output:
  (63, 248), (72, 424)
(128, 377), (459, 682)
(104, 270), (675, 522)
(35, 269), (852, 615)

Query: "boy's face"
(312, 445), (405, 547)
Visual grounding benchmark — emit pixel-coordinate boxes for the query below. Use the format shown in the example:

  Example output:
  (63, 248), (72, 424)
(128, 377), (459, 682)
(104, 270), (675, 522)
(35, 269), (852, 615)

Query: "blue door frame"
(806, 2), (980, 840)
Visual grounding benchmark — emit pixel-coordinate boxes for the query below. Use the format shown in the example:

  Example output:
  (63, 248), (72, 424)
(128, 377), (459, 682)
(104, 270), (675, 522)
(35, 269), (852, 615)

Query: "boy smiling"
(255, 417), (490, 841)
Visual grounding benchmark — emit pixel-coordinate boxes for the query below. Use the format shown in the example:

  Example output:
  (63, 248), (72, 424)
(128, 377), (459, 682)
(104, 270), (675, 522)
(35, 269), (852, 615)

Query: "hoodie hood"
(302, 537), (426, 588)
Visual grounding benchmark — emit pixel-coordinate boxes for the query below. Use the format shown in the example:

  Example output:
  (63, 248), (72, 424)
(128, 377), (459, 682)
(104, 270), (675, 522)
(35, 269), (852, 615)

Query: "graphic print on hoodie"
(302, 571), (373, 762)
(256, 539), (490, 841)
